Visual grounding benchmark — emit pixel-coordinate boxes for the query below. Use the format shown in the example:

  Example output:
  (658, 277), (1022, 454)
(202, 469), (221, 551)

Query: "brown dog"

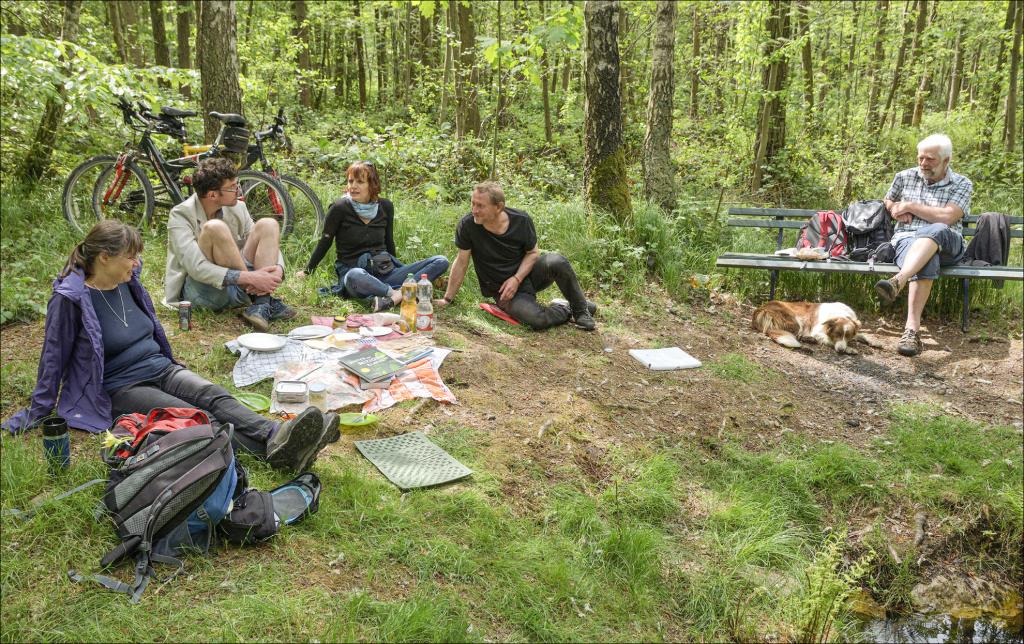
(751, 301), (870, 355)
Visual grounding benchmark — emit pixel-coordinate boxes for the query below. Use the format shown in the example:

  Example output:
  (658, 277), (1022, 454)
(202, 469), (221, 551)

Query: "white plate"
(288, 324), (334, 340)
(363, 326), (393, 337)
(237, 332), (287, 352)
(332, 331), (361, 341)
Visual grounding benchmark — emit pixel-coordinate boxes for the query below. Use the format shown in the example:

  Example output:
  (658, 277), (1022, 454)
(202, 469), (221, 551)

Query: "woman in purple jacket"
(3, 221), (337, 472)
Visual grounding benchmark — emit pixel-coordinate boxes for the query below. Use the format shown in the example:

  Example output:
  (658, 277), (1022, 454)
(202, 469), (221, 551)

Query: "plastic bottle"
(400, 273), (417, 333)
(416, 274), (434, 336)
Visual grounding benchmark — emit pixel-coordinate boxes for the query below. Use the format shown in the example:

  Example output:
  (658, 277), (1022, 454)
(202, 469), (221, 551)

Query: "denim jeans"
(109, 363), (277, 456)
(892, 223), (966, 281)
(497, 253), (588, 330)
(182, 259), (254, 311)
(321, 254), (450, 299)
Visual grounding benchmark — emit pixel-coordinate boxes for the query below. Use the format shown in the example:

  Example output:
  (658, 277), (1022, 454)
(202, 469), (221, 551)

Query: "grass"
(1, 182), (1022, 639)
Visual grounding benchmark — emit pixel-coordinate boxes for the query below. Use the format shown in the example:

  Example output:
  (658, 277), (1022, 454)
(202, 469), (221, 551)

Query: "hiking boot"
(874, 276), (903, 305)
(551, 298), (598, 317)
(241, 303), (271, 332)
(266, 407), (324, 471)
(573, 311), (597, 331)
(897, 328), (922, 357)
(268, 297), (297, 321)
(296, 412), (341, 472)
(370, 295), (394, 312)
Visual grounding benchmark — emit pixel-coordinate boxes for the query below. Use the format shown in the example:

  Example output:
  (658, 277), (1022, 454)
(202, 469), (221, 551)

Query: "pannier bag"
(219, 125), (251, 154)
(70, 408), (235, 602)
(797, 210), (849, 258)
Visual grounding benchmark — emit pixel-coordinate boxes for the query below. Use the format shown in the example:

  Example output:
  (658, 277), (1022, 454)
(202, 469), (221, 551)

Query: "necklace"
(90, 283), (129, 328)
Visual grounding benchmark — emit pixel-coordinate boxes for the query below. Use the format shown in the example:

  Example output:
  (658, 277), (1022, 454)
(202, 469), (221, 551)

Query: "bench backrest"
(726, 208), (1024, 246)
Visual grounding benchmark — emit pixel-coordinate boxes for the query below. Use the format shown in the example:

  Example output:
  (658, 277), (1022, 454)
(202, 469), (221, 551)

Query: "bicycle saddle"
(208, 111), (247, 127)
(161, 106), (196, 118)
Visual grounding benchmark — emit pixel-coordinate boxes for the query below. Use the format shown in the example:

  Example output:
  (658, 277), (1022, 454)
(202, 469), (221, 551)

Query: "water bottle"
(41, 416), (71, 475)
(400, 273), (417, 333)
(416, 274), (434, 336)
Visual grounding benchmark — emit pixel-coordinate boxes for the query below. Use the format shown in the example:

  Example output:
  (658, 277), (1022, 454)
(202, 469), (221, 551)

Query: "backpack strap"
(2, 478), (106, 521)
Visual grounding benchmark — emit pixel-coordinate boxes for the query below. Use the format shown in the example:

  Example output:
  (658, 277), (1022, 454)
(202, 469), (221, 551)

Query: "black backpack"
(842, 200), (894, 261)
(70, 421), (235, 602)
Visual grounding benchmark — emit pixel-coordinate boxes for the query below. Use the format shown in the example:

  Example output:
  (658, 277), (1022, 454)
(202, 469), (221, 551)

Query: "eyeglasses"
(219, 184), (242, 194)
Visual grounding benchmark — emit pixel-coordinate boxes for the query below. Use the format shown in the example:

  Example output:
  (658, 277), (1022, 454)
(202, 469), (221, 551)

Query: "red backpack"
(797, 210), (849, 258)
(107, 407), (212, 461)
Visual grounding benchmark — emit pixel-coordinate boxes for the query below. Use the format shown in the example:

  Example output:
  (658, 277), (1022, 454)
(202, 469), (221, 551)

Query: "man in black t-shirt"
(436, 182), (596, 331)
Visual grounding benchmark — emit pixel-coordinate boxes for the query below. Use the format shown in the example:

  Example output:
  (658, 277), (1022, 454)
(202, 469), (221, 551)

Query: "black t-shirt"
(305, 197), (397, 273)
(454, 207), (538, 298)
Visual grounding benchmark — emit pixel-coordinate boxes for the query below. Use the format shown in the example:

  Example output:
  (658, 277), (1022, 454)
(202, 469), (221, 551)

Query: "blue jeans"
(320, 254), (450, 299)
(182, 259), (254, 311)
(893, 223), (965, 281)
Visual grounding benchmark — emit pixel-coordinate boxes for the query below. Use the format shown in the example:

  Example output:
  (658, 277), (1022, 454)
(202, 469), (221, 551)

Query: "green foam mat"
(354, 431), (472, 490)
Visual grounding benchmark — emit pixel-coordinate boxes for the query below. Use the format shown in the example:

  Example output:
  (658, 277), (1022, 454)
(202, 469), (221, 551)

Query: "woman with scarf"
(295, 161), (449, 311)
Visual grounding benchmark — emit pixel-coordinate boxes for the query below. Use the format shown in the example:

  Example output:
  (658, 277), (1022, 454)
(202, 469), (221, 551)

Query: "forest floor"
(1, 282), (1022, 641)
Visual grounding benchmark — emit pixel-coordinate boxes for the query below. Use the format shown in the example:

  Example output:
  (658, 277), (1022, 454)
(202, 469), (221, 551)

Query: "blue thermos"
(41, 416), (71, 474)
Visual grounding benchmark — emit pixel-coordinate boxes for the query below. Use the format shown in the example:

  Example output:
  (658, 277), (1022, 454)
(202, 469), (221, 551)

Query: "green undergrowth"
(2, 403), (1019, 641)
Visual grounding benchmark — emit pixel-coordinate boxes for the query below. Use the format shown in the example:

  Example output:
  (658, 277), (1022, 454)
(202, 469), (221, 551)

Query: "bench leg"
(961, 278), (969, 332)
(769, 270), (778, 300)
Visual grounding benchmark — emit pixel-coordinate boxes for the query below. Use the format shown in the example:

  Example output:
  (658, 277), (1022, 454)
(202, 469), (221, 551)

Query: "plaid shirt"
(885, 167), (972, 240)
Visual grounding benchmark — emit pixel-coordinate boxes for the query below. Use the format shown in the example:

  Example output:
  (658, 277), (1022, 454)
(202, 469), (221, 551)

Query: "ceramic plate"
(237, 332), (287, 352)
(365, 326), (393, 337)
(288, 324), (334, 339)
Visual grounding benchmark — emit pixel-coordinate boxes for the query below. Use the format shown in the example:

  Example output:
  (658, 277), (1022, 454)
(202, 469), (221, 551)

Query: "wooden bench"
(715, 207), (1024, 331)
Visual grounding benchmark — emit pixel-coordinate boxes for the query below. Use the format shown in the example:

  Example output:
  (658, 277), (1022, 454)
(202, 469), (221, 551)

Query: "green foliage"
(798, 530), (874, 642)
(707, 353), (767, 384)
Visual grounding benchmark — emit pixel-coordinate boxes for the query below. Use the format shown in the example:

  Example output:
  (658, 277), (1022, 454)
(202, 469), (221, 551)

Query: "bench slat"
(726, 219), (1023, 238)
(728, 207), (1023, 226)
(716, 253), (1024, 280)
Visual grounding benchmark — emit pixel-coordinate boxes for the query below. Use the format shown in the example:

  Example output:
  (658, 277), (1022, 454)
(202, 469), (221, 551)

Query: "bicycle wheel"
(237, 170), (294, 234)
(62, 155), (154, 234)
(278, 174), (325, 242)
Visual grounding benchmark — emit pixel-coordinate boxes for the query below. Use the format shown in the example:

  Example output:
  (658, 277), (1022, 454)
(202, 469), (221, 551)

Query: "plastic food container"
(275, 380), (308, 404)
(308, 383), (327, 411)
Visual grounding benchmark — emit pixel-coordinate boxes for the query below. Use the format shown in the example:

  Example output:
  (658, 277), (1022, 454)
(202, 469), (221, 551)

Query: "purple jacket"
(2, 266), (176, 434)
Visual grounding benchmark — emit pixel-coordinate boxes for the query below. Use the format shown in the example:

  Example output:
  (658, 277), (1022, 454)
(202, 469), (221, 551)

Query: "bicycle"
(179, 107), (325, 242)
(61, 97), (293, 235)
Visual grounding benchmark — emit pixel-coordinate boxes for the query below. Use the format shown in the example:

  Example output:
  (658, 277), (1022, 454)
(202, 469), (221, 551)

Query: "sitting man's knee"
(252, 217), (281, 237)
(200, 218), (232, 238)
(543, 253), (571, 270)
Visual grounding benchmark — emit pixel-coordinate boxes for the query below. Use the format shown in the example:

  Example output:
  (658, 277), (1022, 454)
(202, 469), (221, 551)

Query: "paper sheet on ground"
(271, 345), (456, 414)
(629, 347), (702, 370)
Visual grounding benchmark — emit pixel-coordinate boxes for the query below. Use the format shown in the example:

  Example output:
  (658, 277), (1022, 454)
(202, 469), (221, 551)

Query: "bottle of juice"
(416, 273), (434, 336)
(400, 273), (417, 333)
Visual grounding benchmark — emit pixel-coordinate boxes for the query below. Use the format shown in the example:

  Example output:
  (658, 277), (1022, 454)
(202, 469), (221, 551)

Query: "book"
(359, 376), (392, 390)
(394, 347), (433, 365)
(337, 347), (407, 383)
(628, 347), (702, 371)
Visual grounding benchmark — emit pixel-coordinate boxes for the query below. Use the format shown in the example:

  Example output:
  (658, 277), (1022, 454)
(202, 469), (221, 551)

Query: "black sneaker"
(573, 311), (597, 331)
(266, 407), (324, 471)
(268, 297), (297, 321)
(296, 412), (341, 472)
(241, 303), (271, 332)
(370, 295), (394, 312)
(551, 298), (598, 317)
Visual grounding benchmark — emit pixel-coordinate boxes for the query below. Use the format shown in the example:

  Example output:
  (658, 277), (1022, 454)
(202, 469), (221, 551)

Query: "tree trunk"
(946, 24), (963, 112)
(18, 0), (83, 185)
(107, 2), (129, 64)
(455, 0), (481, 137)
(149, 0), (171, 87)
(239, 0), (253, 75)
(439, 2), (453, 126)
(403, 2), (414, 91)
(797, 0), (814, 116)
(352, 0), (367, 109)
(120, 0), (145, 66)
(689, 2), (700, 120)
(752, 0), (792, 194)
(899, 0), (927, 126)
(1005, 0), (1022, 151)
(583, 0), (631, 222)
(643, 0), (677, 212)
(866, 0), (888, 131)
(967, 42), (981, 105)
(375, 8), (387, 103)
(540, 0), (553, 143)
(291, 0), (311, 107)
(196, 0), (243, 142)
(881, 1), (914, 129)
(490, 0), (503, 178)
(909, 0), (938, 126)
(175, 0), (191, 99)
(982, 1), (1016, 149)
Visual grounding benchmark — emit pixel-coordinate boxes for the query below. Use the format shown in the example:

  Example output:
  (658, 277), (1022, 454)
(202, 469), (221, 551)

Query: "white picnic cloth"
(224, 337), (331, 387)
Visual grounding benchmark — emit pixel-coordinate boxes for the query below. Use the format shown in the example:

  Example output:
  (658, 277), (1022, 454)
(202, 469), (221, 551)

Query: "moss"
(586, 148), (633, 223)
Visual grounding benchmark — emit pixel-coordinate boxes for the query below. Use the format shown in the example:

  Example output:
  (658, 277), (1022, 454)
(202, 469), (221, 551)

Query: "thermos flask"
(41, 416), (71, 474)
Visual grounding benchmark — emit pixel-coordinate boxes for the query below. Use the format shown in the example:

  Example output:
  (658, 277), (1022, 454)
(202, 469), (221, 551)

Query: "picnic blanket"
(270, 347), (456, 415)
(224, 338), (330, 387)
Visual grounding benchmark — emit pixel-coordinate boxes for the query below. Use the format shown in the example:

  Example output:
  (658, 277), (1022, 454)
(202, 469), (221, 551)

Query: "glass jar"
(308, 382), (327, 411)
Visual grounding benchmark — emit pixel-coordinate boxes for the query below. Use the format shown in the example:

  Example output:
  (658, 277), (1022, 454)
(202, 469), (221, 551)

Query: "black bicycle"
(61, 98), (293, 234)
